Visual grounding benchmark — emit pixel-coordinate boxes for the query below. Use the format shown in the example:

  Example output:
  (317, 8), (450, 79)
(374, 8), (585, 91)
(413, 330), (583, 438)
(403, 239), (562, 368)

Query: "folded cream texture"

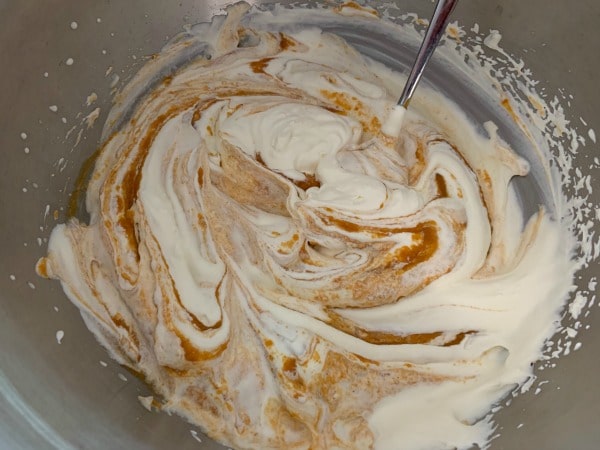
(38, 3), (574, 449)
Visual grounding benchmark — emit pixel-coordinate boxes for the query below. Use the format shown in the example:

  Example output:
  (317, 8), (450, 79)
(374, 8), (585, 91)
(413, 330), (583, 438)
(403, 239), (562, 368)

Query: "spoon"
(382, 0), (459, 137)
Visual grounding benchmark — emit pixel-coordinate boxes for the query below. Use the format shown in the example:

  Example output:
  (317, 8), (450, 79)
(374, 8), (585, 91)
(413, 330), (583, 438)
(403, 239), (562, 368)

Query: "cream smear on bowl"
(36, 2), (597, 449)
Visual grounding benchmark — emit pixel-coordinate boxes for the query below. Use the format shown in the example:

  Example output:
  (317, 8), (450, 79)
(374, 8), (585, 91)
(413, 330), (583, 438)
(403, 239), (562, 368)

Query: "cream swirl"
(38, 3), (574, 450)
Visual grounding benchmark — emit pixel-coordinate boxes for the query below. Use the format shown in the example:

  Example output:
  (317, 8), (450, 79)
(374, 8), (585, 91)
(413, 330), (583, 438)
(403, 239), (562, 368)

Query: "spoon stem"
(397, 0), (459, 108)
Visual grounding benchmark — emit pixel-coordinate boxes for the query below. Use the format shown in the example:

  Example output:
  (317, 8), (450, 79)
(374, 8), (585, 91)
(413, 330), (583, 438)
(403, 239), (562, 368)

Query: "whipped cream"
(381, 105), (407, 137)
(38, 3), (577, 449)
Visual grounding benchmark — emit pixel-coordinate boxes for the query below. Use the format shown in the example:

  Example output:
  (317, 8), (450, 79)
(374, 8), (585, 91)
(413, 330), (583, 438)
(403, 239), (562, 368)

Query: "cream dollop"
(39, 3), (574, 450)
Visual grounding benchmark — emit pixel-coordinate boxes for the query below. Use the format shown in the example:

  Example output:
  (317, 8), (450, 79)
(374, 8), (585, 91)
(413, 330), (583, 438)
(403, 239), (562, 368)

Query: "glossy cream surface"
(38, 3), (575, 449)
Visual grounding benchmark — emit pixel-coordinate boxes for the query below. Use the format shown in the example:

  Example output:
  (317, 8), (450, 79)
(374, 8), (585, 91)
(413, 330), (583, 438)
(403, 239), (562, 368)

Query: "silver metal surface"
(0, 1), (598, 449)
(397, 0), (458, 108)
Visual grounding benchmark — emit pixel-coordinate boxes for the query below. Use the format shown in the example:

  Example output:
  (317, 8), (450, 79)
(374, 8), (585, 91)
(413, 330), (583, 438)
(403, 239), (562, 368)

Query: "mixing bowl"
(1, 0), (598, 449)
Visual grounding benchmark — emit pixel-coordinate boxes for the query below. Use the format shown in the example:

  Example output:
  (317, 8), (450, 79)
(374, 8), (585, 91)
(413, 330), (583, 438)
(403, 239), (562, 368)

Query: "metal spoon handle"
(397, 0), (459, 108)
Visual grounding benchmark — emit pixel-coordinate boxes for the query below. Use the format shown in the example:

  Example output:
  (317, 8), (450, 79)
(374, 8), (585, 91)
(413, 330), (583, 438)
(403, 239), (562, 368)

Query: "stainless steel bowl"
(1, 1), (599, 449)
